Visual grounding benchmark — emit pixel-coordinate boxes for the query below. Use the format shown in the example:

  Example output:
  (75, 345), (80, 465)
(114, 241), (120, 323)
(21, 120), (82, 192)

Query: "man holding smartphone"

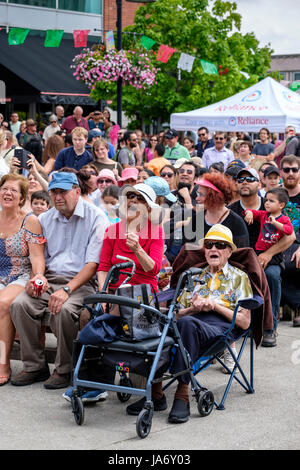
(274, 126), (299, 167)
(87, 110), (105, 134)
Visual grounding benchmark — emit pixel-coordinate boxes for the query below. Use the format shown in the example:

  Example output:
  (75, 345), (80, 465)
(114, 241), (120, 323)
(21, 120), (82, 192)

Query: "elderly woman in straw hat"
(127, 224), (253, 423)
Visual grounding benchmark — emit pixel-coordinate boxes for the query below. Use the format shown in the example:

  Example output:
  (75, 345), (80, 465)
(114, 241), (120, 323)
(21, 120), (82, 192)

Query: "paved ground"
(0, 321), (299, 451)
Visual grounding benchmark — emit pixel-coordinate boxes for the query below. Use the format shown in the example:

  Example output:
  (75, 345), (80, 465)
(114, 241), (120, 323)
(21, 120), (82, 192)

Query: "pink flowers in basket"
(71, 46), (158, 90)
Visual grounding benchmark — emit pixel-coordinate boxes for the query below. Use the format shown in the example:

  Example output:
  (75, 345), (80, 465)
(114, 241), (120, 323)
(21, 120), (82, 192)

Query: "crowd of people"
(0, 105), (299, 424)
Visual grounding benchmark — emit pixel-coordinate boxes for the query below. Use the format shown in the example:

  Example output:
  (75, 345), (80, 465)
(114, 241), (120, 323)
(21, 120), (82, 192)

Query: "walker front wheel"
(72, 395), (84, 425)
(136, 408), (152, 439)
(197, 390), (214, 417)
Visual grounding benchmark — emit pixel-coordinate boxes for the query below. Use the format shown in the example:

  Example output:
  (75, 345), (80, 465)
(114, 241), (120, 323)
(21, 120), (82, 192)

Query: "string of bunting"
(6, 27), (251, 81)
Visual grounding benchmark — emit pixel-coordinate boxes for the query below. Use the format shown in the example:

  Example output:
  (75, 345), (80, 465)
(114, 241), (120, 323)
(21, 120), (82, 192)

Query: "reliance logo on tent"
(241, 90), (262, 102)
(228, 116), (269, 126)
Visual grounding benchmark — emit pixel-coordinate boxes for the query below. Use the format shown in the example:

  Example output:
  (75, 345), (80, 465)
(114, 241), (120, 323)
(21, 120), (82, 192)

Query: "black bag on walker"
(79, 312), (120, 345)
(116, 284), (161, 341)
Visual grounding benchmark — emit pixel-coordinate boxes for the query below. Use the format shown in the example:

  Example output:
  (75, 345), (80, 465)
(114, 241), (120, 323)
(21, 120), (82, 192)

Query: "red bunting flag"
(73, 30), (90, 48)
(155, 44), (176, 63)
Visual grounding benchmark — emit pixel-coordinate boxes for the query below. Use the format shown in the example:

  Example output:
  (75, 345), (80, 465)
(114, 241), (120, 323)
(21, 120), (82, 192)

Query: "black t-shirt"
(228, 198), (265, 249)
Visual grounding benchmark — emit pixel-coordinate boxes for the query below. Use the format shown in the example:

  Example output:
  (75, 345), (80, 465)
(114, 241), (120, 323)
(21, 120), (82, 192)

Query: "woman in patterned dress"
(0, 173), (47, 385)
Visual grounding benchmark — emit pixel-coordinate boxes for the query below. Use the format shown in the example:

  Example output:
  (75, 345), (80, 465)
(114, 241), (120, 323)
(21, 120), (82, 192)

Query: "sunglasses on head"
(237, 176), (258, 183)
(127, 192), (146, 202)
(282, 167), (299, 174)
(98, 179), (112, 184)
(204, 241), (230, 250)
(161, 172), (174, 178)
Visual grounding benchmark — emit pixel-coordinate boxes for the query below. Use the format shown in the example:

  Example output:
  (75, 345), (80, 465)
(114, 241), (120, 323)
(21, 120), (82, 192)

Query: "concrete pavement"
(0, 321), (299, 451)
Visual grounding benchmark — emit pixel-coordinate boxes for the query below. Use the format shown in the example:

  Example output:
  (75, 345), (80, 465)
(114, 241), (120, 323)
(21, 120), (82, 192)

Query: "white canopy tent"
(170, 77), (300, 133)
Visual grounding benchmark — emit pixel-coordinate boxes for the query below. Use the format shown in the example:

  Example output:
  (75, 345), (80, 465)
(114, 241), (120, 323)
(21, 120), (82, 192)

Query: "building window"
(294, 72), (300, 81)
(58, 0), (102, 14)
(8, 0), (56, 7)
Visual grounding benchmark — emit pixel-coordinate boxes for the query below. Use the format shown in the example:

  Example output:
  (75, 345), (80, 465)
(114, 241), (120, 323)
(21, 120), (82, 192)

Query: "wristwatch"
(62, 286), (71, 296)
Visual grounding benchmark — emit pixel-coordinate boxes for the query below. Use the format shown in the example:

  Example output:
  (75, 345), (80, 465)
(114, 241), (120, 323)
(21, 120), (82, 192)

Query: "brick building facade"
(103, 0), (144, 32)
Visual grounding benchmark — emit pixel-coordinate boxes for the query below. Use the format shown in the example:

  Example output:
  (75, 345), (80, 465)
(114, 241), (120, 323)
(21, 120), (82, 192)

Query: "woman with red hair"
(184, 172), (249, 249)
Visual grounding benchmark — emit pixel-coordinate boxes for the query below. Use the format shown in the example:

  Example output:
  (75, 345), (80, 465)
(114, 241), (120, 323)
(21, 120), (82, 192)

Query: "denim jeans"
(265, 264), (281, 330)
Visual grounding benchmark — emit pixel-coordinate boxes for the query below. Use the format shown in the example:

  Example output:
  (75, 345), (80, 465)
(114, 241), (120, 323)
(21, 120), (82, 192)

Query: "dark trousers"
(170, 312), (239, 384)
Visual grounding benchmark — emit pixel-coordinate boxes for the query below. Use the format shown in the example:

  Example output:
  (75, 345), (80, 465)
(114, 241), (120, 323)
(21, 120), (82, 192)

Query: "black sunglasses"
(127, 192), (146, 202)
(204, 241), (230, 250)
(161, 172), (174, 178)
(97, 179), (112, 184)
(282, 167), (299, 174)
(237, 176), (258, 183)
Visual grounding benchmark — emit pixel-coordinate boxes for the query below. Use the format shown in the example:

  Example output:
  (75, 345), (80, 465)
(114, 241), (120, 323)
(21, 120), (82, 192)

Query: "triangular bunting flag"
(177, 53), (195, 73)
(73, 30), (90, 48)
(240, 71), (250, 80)
(105, 31), (115, 51)
(156, 45), (176, 63)
(200, 59), (218, 75)
(44, 30), (64, 48)
(8, 28), (30, 46)
(140, 35), (156, 51)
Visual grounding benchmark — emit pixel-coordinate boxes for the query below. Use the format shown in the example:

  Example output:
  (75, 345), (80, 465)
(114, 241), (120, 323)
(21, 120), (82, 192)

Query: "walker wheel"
(197, 390), (214, 417)
(117, 376), (133, 402)
(71, 395), (84, 425)
(136, 408), (153, 439)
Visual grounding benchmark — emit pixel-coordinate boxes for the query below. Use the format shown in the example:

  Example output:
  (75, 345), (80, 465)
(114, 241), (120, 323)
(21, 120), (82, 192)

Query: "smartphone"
(14, 148), (31, 169)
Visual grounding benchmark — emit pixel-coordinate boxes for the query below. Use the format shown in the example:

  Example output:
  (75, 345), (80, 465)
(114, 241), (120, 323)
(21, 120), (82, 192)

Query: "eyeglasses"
(214, 137), (224, 141)
(88, 171), (97, 176)
(161, 172), (174, 178)
(130, 138), (138, 142)
(97, 179), (112, 184)
(196, 191), (206, 198)
(179, 168), (194, 175)
(237, 176), (258, 183)
(0, 187), (20, 194)
(126, 192), (146, 203)
(282, 167), (299, 174)
(150, 139), (158, 142)
(198, 133), (206, 137)
(204, 241), (230, 250)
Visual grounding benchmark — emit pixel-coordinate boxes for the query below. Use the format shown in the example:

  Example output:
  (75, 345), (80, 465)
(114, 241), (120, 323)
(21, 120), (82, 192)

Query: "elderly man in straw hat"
(127, 224), (253, 424)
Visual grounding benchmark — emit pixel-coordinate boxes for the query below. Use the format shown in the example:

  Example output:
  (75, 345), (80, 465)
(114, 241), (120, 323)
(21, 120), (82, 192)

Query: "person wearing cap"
(118, 167), (139, 187)
(10, 171), (110, 389)
(229, 167), (295, 346)
(128, 224), (253, 423)
(202, 131), (234, 171)
(54, 127), (93, 172)
(98, 183), (164, 294)
(145, 176), (177, 206)
(164, 129), (190, 164)
(259, 166), (281, 198)
(42, 114), (61, 144)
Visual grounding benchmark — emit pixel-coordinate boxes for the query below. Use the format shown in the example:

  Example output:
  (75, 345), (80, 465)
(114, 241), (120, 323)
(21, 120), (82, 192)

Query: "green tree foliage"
(93, 0), (275, 123)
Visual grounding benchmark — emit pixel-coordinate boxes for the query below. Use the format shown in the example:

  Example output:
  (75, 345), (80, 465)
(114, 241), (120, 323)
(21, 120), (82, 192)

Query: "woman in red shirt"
(97, 183), (164, 293)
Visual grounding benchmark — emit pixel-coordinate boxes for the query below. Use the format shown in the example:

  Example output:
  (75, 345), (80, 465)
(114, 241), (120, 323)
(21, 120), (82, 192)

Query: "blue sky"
(233, 0), (299, 55)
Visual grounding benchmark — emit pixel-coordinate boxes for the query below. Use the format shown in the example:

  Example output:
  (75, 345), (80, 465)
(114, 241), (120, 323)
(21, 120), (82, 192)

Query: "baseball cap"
(263, 166), (280, 177)
(145, 176), (177, 203)
(227, 159), (246, 169)
(88, 129), (103, 141)
(165, 129), (178, 139)
(236, 167), (259, 180)
(48, 172), (79, 191)
(225, 165), (244, 179)
(121, 183), (159, 209)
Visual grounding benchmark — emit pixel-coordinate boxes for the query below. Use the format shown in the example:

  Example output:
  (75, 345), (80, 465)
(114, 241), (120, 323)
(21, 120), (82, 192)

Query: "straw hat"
(198, 224), (237, 251)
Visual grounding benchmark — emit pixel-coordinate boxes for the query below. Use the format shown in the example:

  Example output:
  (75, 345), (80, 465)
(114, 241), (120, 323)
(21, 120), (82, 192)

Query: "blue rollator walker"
(71, 257), (263, 438)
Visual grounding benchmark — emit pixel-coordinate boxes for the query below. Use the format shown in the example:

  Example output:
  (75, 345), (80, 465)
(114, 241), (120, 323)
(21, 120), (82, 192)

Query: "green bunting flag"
(140, 35), (156, 50)
(200, 59), (218, 75)
(44, 30), (64, 47)
(8, 28), (30, 46)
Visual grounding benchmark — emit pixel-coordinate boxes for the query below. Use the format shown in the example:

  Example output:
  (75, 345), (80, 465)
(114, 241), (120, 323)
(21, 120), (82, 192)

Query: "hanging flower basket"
(71, 45), (158, 90)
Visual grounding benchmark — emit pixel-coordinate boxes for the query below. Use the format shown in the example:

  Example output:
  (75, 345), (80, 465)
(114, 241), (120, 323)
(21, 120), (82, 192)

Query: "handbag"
(78, 311), (121, 345)
(116, 284), (162, 341)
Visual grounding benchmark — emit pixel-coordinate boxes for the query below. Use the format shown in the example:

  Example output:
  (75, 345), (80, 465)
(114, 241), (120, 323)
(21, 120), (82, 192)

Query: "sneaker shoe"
(168, 399), (190, 424)
(126, 394), (167, 416)
(222, 347), (238, 375)
(63, 387), (108, 403)
(10, 366), (50, 386)
(261, 330), (277, 347)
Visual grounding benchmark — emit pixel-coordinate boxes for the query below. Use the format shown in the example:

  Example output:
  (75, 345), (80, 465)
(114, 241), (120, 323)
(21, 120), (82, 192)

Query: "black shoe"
(261, 330), (277, 347)
(126, 394), (167, 416)
(168, 399), (190, 423)
(11, 366), (50, 386)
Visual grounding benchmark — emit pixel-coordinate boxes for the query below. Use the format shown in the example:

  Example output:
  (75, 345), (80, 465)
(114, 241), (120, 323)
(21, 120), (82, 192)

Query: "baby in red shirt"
(244, 187), (293, 266)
